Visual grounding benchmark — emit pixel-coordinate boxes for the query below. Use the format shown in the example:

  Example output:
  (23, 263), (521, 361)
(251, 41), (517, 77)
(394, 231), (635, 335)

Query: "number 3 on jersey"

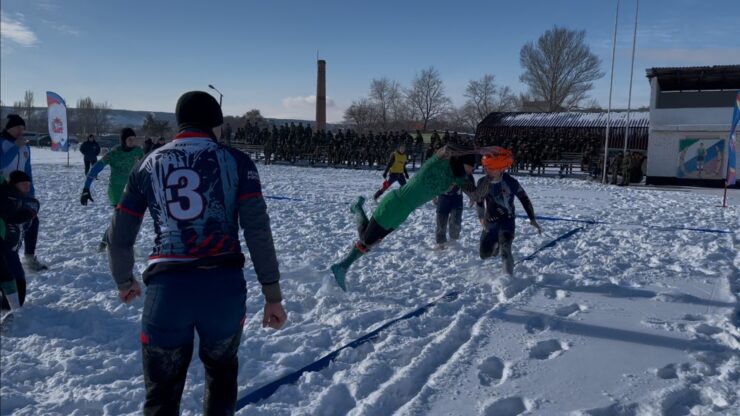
(165, 169), (204, 221)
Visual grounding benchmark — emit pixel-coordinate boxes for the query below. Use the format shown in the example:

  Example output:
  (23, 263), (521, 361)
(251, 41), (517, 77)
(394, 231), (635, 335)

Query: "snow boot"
(373, 180), (390, 201)
(23, 254), (48, 271)
(0, 281), (21, 311)
(4, 292), (21, 311)
(350, 196), (366, 215)
(330, 244), (365, 291)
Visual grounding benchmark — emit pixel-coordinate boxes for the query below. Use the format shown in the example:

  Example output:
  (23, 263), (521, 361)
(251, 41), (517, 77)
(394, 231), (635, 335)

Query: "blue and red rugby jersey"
(117, 131), (263, 265)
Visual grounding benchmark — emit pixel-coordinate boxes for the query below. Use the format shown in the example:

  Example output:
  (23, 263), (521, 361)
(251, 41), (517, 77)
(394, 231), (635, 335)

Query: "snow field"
(0, 148), (738, 415)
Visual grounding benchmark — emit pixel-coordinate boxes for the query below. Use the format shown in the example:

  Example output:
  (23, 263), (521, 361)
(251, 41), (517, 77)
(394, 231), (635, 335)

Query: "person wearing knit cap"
(474, 148), (541, 289)
(0, 115), (29, 180)
(331, 144), (478, 291)
(107, 90), (286, 414)
(79, 134), (101, 175)
(80, 127), (143, 251)
(0, 171), (39, 312)
(0, 114), (47, 272)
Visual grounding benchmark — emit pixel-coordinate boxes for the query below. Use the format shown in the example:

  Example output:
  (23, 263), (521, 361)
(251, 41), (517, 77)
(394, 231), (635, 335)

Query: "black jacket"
(0, 182), (37, 250)
(80, 140), (101, 161)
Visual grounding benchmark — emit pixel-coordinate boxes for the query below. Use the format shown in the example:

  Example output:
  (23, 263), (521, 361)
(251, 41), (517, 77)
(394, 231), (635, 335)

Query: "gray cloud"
(282, 95), (336, 109)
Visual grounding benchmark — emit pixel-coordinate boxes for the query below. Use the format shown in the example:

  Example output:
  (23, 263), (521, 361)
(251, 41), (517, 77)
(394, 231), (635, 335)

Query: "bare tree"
(406, 67), (452, 130)
(142, 113), (171, 137)
(464, 74), (497, 121)
(11, 91), (36, 130)
(343, 98), (379, 132)
(520, 26), (604, 111)
(369, 77), (402, 129)
(75, 97), (94, 135)
(75, 97), (112, 135)
(11, 101), (24, 117)
(455, 103), (480, 132)
(442, 106), (477, 133)
(464, 74), (518, 126)
(244, 109), (267, 128)
(21, 90), (35, 129)
(92, 101), (111, 135)
(390, 99), (418, 131)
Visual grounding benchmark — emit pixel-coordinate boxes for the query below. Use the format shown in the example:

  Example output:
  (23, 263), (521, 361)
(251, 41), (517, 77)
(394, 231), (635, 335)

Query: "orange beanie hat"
(482, 148), (514, 171)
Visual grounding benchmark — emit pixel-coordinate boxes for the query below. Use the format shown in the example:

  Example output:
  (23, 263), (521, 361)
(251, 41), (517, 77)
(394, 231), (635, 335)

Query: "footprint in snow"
(478, 356), (506, 386)
(555, 303), (583, 317)
(529, 339), (567, 360)
(482, 396), (527, 416)
(579, 401), (639, 415)
(525, 316), (546, 333)
(681, 314), (705, 322)
(544, 287), (570, 300)
(659, 386), (703, 415)
(692, 323), (722, 336)
(656, 364), (677, 380)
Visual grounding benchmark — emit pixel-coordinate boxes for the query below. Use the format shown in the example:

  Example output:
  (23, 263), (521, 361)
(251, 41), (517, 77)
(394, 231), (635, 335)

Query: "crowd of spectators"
(225, 120), (645, 183)
(232, 121), (472, 169)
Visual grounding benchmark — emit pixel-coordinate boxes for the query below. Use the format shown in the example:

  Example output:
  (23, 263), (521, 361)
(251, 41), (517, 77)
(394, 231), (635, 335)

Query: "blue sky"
(2, 0), (739, 122)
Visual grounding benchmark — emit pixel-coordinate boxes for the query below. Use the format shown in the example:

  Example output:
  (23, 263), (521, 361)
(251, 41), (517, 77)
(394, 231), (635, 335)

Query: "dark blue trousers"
(436, 195), (463, 245)
(140, 267), (246, 416)
(480, 218), (516, 276)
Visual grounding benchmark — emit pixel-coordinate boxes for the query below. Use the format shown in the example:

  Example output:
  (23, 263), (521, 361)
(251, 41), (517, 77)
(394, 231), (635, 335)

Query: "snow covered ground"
(1, 148), (738, 415)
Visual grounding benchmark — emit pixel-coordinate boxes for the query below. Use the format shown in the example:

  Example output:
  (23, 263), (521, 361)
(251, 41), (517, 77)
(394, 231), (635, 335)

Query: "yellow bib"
(390, 151), (408, 174)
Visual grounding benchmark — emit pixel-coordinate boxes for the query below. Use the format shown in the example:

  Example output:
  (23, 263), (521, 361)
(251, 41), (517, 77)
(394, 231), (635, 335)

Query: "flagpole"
(603, 0), (620, 183)
(623, 0), (639, 156)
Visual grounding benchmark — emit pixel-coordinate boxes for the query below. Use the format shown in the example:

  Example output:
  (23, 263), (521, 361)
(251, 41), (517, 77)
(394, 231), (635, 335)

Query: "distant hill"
(0, 106), (339, 134)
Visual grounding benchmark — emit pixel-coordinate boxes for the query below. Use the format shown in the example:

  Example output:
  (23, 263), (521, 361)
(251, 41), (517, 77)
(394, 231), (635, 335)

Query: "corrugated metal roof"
(645, 65), (740, 91)
(477, 111), (650, 130)
(646, 65), (740, 79)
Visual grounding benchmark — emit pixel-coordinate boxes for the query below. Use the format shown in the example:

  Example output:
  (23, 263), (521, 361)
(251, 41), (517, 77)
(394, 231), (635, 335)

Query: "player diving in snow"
(331, 146), (542, 291)
(330, 144), (479, 290)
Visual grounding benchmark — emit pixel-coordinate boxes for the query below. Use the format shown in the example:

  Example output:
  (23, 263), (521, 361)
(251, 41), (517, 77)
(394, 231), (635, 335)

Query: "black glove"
(80, 188), (93, 206)
(382, 172), (388, 179)
(404, 173), (409, 179)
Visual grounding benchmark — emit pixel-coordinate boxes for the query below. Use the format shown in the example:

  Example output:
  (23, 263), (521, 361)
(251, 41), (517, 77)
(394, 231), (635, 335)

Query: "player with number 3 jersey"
(107, 91), (287, 414)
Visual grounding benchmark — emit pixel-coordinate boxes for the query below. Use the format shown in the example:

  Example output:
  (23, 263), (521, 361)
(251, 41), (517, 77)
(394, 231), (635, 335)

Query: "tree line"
(2, 26), (605, 138)
(1, 91), (114, 137)
(344, 25), (605, 133)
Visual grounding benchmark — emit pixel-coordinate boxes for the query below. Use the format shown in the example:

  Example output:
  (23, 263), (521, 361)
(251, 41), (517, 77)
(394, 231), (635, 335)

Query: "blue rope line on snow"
(236, 291), (461, 409)
(235, 225), (585, 409)
(264, 194), (729, 234)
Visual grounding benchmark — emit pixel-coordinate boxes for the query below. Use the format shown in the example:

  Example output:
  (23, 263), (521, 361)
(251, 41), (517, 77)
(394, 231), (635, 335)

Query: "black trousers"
(84, 159), (96, 175)
(0, 249), (26, 310)
(23, 216), (38, 256)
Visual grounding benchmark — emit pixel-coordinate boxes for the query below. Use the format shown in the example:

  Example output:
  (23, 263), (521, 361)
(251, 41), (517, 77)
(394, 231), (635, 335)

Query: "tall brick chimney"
(316, 59), (326, 132)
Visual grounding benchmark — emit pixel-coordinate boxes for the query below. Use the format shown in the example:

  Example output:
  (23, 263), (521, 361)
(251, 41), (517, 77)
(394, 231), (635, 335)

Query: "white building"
(646, 65), (739, 187)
